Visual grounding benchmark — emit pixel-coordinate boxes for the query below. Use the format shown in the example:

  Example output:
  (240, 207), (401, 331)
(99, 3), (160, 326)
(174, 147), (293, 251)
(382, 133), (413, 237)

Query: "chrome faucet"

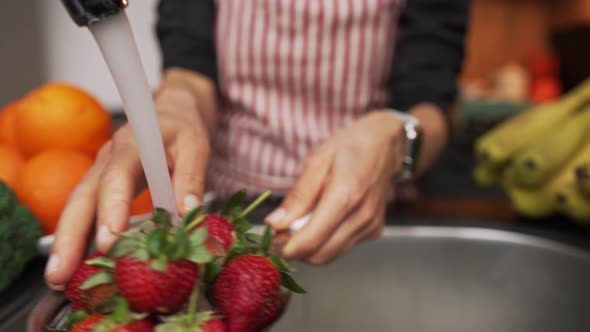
(61, 0), (128, 26)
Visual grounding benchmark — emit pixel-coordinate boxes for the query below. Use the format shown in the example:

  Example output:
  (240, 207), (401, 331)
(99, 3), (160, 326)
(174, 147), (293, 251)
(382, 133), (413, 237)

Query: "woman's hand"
(265, 111), (406, 265)
(44, 75), (215, 290)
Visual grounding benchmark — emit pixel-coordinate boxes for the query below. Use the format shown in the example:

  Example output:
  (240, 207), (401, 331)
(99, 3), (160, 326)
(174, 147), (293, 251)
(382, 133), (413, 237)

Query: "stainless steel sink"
(271, 226), (590, 332)
(26, 225), (590, 332)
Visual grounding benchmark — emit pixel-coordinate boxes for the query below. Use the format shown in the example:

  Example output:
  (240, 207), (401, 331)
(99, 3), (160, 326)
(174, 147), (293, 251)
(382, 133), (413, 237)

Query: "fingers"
(172, 127), (210, 215)
(265, 146), (333, 230)
(44, 142), (110, 289)
(306, 190), (386, 265)
(96, 130), (142, 253)
(281, 152), (372, 260)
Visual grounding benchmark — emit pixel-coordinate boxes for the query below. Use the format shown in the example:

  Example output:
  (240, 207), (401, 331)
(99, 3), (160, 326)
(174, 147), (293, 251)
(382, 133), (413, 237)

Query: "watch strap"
(386, 110), (422, 182)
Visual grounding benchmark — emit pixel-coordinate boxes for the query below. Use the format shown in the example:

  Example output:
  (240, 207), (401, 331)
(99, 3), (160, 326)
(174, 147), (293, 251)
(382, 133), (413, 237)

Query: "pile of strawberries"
(60, 191), (305, 332)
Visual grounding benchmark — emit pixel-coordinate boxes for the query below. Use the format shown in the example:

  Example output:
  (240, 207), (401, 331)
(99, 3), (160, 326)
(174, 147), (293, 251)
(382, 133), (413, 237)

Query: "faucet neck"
(61, 0), (128, 27)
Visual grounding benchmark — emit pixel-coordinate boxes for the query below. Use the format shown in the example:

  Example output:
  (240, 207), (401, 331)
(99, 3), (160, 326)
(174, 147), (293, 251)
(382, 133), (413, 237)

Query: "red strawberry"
(201, 318), (227, 332)
(114, 256), (199, 314)
(65, 252), (117, 311)
(70, 313), (154, 332)
(212, 254), (282, 332)
(109, 208), (214, 315)
(197, 215), (235, 255)
(70, 313), (105, 332)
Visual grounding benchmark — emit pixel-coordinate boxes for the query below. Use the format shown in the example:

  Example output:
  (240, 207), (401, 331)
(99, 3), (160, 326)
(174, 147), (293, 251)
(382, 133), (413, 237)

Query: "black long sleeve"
(155, 0), (470, 113)
(388, 0), (470, 113)
(156, 0), (219, 85)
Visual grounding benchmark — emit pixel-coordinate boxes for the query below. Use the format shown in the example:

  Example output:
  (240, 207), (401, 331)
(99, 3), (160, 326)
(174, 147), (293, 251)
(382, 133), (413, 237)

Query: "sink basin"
(271, 226), (590, 332)
(27, 225), (590, 332)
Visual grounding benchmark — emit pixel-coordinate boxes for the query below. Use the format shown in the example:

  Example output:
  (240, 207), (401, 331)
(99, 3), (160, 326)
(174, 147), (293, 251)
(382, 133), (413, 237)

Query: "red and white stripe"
(209, 0), (402, 198)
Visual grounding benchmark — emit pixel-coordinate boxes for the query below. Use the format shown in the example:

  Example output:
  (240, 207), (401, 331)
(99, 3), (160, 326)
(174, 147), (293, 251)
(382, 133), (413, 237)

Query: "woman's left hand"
(265, 111), (406, 264)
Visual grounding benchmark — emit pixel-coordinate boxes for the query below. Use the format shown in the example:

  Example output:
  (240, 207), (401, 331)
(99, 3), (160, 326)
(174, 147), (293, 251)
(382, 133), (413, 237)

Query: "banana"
(505, 185), (557, 218)
(473, 163), (502, 187)
(554, 185), (590, 224)
(546, 139), (590, 224)
(475, 78), (590, 168)
(512, 105), (590, 187)
(575, 162), (590, 198)
(502, 165), (557, 218)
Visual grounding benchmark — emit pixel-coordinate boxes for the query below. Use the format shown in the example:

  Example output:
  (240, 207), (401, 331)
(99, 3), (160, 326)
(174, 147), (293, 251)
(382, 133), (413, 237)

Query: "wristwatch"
(387, 109), (423, 182)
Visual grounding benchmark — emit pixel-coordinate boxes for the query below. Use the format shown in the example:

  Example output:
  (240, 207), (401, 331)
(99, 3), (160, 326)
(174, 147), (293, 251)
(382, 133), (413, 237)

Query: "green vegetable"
(0, 181), (43, 292)
(0, 181), (16, 215)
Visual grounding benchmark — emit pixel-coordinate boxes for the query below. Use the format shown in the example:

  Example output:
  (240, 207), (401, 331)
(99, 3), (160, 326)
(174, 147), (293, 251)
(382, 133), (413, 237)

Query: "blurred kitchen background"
(2, 1), (589, 112)
(0, 0), (162, 109)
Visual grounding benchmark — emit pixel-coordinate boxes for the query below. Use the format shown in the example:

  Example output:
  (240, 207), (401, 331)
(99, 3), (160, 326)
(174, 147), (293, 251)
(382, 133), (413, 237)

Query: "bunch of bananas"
(473, 77), (590, 224)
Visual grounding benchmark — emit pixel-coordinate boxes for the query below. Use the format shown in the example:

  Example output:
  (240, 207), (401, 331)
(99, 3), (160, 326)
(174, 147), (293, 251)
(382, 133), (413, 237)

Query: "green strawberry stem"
(185, 215), (207, 232)
(180, 206), (204, 229)
(187, 278), (201, 323)
(239, 190), (272, 219)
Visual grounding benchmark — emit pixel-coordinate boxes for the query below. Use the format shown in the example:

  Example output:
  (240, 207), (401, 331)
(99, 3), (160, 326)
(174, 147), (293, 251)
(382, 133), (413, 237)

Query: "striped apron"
(207, 0), (403, 198)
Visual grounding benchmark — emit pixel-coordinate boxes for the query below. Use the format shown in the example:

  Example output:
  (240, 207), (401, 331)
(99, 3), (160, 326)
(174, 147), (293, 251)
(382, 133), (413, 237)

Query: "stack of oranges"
(0, 82), (152, 235)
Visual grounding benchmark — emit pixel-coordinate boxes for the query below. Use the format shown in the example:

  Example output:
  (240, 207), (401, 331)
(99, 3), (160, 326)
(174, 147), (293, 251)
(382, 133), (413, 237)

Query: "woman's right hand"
(44, 71), (216, 290)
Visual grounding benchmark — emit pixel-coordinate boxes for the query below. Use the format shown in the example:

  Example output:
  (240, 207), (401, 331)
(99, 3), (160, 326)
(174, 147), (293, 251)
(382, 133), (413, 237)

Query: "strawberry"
(196, 215), (234, 256)
(201, 318), (227, 332)
(65, 252), (117, 312)
(153, 274), (226, 332)
(68, 298), (155, 332)
(69, 314), (154, 332)
(108, 208), (214, 315)
(156, 312), (226, 332)
(187, 190), (274, 258)
(114, 256), (198, 314)
(210, 226), (306, 332)
(212, 254), (281, 332)
(70, 313), (105, 332)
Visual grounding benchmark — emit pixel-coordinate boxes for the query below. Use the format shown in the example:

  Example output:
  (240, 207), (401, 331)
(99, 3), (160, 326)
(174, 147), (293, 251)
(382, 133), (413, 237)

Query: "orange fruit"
(15, 82), (112, 158)
(0, 100), (20, 146)
(15, 149), (93, 235)
(0, 144), (25, 189)
(131, 189), (154, 215)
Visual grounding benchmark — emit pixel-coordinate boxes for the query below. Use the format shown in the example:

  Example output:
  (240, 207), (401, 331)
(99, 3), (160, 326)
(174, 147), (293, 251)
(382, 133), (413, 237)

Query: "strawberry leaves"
(225, 224), (307, 294)
(219, 189), (273, 235)
(278, 271), (306, 294)
(80, 271), (113, 290)
(95, 297), (148, 331)
(85, 256), (115, 269)
(78, 256), (116, 290)
(109, 208), (214, 272)
(259, 224), (273, 255)
(153, 207), (173, 227)
(66, 309), (90, 330)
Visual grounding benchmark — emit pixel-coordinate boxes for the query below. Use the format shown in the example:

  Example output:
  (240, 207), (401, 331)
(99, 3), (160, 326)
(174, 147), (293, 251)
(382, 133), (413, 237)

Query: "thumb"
(173, 129), (210, 215)
(265, 151), (332, 230)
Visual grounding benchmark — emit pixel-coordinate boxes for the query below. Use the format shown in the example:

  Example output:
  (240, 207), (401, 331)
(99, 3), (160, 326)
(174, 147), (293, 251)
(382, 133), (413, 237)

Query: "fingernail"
(183, 194), (200, 212)
(266, 208), (287, 225)
(45, 254), (60, 275)
(46, 282), (65, 291)
(97, 225), (112, 250)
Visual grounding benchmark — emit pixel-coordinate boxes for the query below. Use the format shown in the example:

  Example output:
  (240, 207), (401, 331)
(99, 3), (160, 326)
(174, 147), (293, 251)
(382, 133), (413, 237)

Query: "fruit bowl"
(30, 223), (590, 332)
(271, 224), (590, 332)
(27, 289), (291, 332)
